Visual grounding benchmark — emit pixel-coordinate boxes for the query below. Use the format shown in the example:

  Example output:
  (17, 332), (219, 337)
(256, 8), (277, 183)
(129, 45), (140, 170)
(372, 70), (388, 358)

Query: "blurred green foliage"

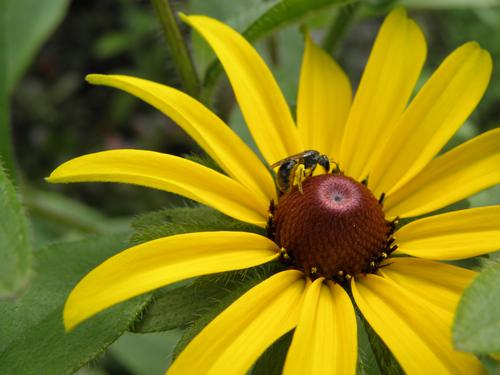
(12, 1), (500, 220)
(2, 0), (500, 374)
(5, 0), (71, 93)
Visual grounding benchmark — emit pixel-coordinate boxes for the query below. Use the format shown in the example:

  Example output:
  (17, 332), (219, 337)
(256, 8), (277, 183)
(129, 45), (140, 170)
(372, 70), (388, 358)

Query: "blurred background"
(5, 0), (500, 373)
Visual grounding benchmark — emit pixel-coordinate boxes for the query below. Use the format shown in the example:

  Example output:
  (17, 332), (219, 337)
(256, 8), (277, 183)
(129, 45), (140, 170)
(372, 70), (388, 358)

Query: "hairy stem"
(150, 0), (200, 97)
(0, 6), (16, 182)
(322, 2), (360, 55)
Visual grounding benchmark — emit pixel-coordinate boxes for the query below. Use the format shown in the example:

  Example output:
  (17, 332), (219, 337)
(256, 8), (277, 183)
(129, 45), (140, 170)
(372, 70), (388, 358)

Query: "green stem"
(0, 94), (16, 182)
(150, 0), (200, 97)
(0, 5), (17, 182)
(322, 2), (360, 55)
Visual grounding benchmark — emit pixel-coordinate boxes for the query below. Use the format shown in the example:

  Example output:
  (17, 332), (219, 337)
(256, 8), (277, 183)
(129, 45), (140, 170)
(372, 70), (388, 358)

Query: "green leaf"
(5, 0), (70, 93)
(172, 264), (282, 358)
(200, 0), (351, 100)
(130, 205), (265, 244)
(453, 262), (500, 354)
(188, 0), (275, 75)
(400, 0), (498, 9)
(0, 162), (32, 298)
(2, 0), (70, 177)
(134, 263), (283, 333)
(0, 235), (151, 375)
(188, 0), (274, 26)
(243, 0), (350, 41)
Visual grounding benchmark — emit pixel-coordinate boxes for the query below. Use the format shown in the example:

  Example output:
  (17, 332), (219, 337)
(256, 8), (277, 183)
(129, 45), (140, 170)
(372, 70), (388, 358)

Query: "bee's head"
(318, 155), (330, 173)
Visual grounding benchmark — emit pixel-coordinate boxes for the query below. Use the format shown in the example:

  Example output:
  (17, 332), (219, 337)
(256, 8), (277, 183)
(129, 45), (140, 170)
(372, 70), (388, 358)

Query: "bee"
(271, 150), (335, 194)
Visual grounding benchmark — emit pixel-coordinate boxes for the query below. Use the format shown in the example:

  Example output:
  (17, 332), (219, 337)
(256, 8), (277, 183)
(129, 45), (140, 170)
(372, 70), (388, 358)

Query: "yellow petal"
(353, 274), (484, 375)
(394, 206), (500, 260)
(297, 35), (352, 157)
(379, 257), (476, 315)
(168, 270), (306, 375)
(283, 279), (357, 375)
(339, 8), (426, 179)
(370, 42), (492, 196)
(47, 149), (268, 226)
(86, 74), (276, 202)
(64, 231), (279, 331)
(384, 127), (500, 218)
(181, 14), (302, 166)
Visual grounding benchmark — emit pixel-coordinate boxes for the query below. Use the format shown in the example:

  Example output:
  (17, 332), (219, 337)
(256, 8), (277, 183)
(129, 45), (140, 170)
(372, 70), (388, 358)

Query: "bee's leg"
(295, 164), (306, 194)
(328, 158), (341, 174)
(305, 165), (316, 177)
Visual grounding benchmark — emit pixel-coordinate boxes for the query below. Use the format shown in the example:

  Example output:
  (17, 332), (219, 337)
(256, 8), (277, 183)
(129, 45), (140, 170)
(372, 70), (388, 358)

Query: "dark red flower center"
(269, 174), (395, 282)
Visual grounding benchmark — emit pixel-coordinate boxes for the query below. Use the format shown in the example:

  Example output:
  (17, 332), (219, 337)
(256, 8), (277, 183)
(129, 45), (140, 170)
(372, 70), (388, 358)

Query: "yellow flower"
(48, 8), (499, 375)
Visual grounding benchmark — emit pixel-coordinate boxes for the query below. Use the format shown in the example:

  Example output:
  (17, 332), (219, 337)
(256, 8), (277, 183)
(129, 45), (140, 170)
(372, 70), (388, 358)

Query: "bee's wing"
(270, 150), (317, 168)
(270, 158), (287, 168)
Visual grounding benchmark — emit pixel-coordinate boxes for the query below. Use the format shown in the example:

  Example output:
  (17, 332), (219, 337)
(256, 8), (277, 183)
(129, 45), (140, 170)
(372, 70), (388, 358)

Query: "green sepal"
(183, 152), (224, 174)
(130, 205), (265, 244)
(478, 355), (500, 375)
(249, 304), (385, 375)
(0, 234), (152, 375)
(396, 198), (470, 230)
(131, 281), (210, 333)
(251, 310), (385, 375)
(251, 331), (293, 375)
(171, 262), (284, 358)
(453, 261), (500, 354)
(134, 262), (284, 334)
(356, 313), (383, 375)
(358, 312), (404, 375)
